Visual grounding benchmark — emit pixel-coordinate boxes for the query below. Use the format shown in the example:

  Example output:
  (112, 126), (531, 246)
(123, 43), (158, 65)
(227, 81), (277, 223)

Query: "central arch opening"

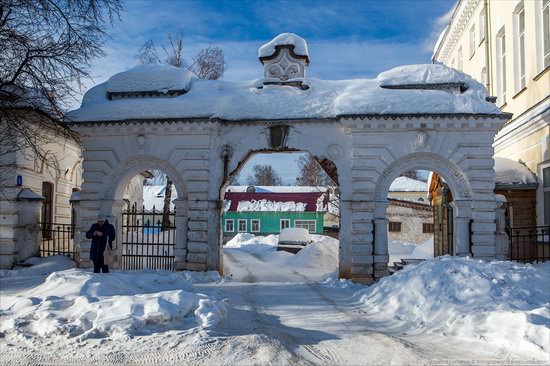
(219, 150), (340, 282)
(111, 162), (187, 271)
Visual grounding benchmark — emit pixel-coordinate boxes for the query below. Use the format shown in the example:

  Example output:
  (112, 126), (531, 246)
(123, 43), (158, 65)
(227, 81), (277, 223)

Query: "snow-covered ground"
(1, 235), (548, 365)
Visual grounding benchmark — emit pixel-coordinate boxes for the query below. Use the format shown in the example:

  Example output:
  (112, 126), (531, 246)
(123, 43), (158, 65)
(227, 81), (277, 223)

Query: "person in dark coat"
(86, 213), (115, 273)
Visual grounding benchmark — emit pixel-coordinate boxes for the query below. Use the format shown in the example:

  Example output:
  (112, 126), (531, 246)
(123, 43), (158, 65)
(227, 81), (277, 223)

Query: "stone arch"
(96, 154), (190, 271)
(371, 152), (474, 278)
(104, 154), (188, 202)
(374, 152), (472, 201)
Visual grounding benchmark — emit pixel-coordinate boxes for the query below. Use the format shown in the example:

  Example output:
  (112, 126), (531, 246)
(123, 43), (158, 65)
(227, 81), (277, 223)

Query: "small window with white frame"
(280, 219), (290, 231)
(225, 219), (234, 232)
(496, 27), (507, 105)
(469, 24), (476, 57)
(251, 219), (260, 232)
(238, 219), (247, 232)
(294, 220), (316, 233)
(514, 2), (526, 91)
(479, 7), (486, 43)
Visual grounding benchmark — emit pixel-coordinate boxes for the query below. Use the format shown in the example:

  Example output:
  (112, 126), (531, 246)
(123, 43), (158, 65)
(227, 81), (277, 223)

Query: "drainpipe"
(484, 0), (493, 96)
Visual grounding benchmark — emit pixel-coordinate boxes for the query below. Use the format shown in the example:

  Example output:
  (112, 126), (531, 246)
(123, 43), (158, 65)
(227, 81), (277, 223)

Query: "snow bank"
(106, 64), (194, 93)
(494, 157), (537, 185)
(0, 256), (75, 278)
(286, 235), (338, 270)
(237, 199), (306, 212)
(225, 233), (279, 248)
(0, 269), (225, 340)
(258, 33), (309, 58)
(67, 64), (501, 122)
(389, 176), (428, 192)
(355, 258), (550, 358)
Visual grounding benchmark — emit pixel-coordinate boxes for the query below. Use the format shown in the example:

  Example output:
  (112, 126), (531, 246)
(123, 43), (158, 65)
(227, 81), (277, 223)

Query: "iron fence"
(508, 226), (549, 263)
(121, 205), (176, 270)
(39, 222), (75, 259)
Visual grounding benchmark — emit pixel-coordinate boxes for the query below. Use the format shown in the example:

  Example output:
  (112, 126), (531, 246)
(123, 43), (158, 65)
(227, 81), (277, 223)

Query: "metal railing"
(121, 205), (176, 270)
(39, 222), (75, 259)
(508, 226), (549, 263)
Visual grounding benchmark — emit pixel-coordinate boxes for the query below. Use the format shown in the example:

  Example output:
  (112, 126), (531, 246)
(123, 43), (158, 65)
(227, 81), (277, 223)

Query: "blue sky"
(87, 0), (457, 184)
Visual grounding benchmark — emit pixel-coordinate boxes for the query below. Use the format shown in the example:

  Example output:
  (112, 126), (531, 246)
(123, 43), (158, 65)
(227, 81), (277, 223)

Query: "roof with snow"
(389, 177), (428, 192)
(226, 186), (328, 193)
(142, 185), (179, 210)
(66, 33), (507, 123)
(494, 157), (538, 188)
(224, 191), (325, 212)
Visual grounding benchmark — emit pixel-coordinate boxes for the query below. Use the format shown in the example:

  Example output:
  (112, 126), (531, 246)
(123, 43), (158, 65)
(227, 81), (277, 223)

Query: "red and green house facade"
(222, 191), (326, 241)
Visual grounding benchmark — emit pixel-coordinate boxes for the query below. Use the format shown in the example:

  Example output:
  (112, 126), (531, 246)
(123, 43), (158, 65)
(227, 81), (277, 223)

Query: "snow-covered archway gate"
(68, 34), (510, 283)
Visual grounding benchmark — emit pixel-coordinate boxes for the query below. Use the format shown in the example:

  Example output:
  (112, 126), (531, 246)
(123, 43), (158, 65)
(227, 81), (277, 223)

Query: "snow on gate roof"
(67, 34), (504, 123)
(224, 191), (325, 212)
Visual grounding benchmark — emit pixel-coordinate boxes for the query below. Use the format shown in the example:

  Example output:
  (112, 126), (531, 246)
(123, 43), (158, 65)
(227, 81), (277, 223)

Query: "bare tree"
(246, 165), (283, 186)
(0, 0), (122, 193)
(295, 155), (333, 187)
(135, 29), (227, 80)
(188, 44), (227, 80)
(295, 154), (339, 221)
(135, 40), (161, 65)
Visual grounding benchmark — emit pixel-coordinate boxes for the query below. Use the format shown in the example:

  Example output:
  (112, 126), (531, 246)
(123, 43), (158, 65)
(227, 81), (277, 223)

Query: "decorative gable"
(258, 33), (309, 88)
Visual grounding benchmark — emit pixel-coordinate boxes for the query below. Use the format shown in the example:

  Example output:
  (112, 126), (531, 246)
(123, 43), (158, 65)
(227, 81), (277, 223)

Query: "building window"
(251, 219), (260, 233)
(496, 28), (507, 104)
(481, 66), (488, 87)
(457, 46), (463, 71)
(479, 7), (486, 42)
(280, 219), (290, 231)
(544, 167), (550, 225)
(238, 219), (247, 232)
(388, 222), (402, 232)
(225, 219), (234, 232)
(41, 182), (54, 239)
(294, 220), (316, 233)
(515, 3), (526, 91)
(544, 0), (550, 68)
(451, 57), (456, 69)
(469, 25), (476, 57)
(423, 223), (435, 233)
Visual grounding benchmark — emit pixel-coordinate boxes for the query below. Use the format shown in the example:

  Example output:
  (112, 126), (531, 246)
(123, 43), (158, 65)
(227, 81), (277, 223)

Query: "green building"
(222, 190), (326, 241)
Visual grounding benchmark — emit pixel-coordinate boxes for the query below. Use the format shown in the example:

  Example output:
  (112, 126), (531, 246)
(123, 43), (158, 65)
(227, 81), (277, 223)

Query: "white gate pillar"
(373, 200), (389, 279)
(15, 189), (45, 263)
(173, 198), (189, 270)
(450, 199), (472, 257)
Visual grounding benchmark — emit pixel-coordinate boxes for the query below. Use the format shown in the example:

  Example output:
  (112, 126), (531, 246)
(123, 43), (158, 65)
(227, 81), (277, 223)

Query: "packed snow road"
(1, 234), (548, 365)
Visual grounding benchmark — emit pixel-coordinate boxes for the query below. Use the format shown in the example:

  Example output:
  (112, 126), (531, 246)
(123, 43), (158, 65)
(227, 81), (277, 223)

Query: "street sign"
(16, 175), (23, 187)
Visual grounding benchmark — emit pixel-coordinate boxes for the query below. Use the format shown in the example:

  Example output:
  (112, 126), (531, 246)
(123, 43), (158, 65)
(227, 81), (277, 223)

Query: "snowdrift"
(0, 255), (75, 277)
(0, 268), (225, 340)
(354, 257), (550, 358)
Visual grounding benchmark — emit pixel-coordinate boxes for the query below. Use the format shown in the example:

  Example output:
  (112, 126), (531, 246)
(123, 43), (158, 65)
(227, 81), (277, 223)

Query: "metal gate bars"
(39, 222), (75, 259)
(121, 205), (176, 270)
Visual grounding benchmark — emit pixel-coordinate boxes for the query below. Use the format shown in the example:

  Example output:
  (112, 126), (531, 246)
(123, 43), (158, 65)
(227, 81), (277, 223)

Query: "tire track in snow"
(223, 250), (343, 365)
